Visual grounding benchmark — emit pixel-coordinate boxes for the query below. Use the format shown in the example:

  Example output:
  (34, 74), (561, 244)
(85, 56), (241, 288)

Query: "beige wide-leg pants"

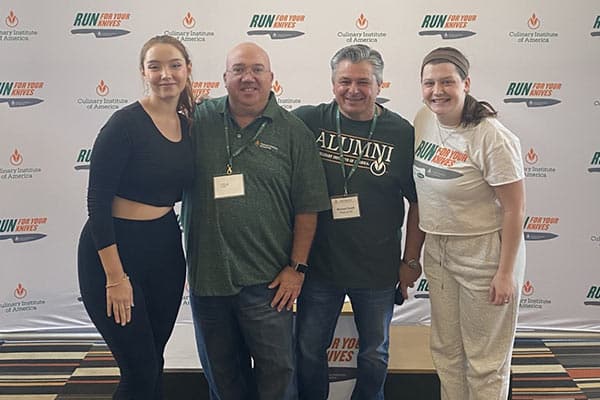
(424, 231), (526, 400)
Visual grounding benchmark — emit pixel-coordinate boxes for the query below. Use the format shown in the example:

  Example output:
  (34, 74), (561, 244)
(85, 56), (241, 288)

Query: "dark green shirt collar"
(215, 91), (278, 125)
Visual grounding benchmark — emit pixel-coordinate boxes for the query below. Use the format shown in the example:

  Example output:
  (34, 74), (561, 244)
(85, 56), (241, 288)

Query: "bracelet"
(105, 274), (129, 289)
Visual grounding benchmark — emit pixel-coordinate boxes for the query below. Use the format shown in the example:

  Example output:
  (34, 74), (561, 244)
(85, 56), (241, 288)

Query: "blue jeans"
(190, 296), (222, 400)
(190, 284), (296, 400)
(296, 277), (395, 400)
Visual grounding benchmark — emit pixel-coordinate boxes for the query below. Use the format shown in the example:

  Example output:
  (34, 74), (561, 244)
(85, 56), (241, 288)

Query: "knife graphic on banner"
(591, 32), (600, 37)
(0, 98), (44, 107)
(503, 98), (561, 107)
(414, 160), (463, 180)
(247, 30), (305, 39)
(0, 233), (47, 243)
(524, 232), (558, 241)
(418, 30), (476, 39)
(71, 28), (130, 38)
(74, 165), (90, 170)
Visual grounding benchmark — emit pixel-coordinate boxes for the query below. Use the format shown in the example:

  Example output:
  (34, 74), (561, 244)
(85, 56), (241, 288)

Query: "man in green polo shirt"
(182, 42), (329, 400)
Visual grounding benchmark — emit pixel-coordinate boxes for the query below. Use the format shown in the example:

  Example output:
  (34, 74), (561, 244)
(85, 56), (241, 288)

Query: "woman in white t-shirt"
(413, 47), (526, 400)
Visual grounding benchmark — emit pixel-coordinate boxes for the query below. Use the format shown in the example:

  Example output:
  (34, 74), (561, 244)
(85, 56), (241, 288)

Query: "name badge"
(213, 174), (245, 199)
(331, 194), (360, 220)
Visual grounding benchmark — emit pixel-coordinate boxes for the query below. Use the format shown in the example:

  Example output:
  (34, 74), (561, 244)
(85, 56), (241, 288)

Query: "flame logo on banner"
(5, 10), (18, 28)
(526, 148), (538, 165)
(10, 149), (23, 166)
(355, 13), (368, 30)
(183, 12), (195, 29)
(96, 80), (109, 96)
(14, 283), (27, 299)
(522, 280), (534, 296)
(272, 80), (283, 96)
(528, 13), (540, 30)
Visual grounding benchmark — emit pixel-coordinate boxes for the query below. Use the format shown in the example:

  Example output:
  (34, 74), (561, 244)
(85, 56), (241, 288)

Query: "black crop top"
(87, 101), (194, 250)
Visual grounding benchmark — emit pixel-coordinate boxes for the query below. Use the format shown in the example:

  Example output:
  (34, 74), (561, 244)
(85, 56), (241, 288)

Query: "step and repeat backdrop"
(2, 0), (600, 348)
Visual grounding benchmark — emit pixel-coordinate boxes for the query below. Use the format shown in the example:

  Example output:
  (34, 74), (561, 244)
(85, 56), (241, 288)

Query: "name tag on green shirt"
(214, 173), (245, 199)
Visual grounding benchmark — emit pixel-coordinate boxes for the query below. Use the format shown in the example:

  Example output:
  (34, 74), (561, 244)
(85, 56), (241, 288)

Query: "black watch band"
(290, 259), (309, 274)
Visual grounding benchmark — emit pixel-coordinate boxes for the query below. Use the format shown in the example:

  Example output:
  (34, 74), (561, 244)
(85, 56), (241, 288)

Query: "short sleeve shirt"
(413, 106), (524, 235)
(185, 93), (330, 296)
(294, 102), (417, 288)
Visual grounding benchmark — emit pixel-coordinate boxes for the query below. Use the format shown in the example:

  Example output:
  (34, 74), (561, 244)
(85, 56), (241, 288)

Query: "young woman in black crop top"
(77, 35), (194, 399)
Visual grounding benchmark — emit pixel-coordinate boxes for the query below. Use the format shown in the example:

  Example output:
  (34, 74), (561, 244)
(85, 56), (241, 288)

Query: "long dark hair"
(139, 35), (194, 124)
(462, 94), (497, 127)
(421, 47), (497, 127)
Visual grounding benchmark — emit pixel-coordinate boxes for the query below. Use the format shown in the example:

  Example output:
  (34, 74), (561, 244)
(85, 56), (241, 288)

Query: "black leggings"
(78, 210), (185, 400)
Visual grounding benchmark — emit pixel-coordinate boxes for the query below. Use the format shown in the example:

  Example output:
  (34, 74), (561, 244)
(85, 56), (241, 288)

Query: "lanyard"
(335, 105), (378, 195)
(223, 111), (267, 174)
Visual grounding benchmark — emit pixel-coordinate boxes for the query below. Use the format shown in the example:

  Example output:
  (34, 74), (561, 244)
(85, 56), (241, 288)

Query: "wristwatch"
(404, 259), (421, 271)
(290, 259), (309, 274)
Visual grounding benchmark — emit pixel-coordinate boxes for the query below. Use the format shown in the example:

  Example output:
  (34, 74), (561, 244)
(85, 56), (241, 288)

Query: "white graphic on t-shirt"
(370, 157), (386, 176)
(316, 129), (394, 177)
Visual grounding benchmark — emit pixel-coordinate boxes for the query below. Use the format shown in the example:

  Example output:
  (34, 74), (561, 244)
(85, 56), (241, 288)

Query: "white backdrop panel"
(2, 0), (599, 343)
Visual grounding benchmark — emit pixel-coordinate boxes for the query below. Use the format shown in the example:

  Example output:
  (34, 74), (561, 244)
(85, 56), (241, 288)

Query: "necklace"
(435, 119), (460, 148)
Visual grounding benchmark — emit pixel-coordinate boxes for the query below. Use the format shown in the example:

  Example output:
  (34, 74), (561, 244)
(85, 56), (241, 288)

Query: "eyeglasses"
(227, 65), (269, 76)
